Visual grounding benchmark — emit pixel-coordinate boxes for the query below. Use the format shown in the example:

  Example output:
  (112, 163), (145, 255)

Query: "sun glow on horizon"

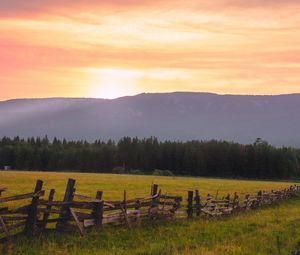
(87, 68), (141, 99)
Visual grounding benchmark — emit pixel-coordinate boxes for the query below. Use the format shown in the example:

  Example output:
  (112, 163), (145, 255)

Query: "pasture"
(1, 171), (300, 255)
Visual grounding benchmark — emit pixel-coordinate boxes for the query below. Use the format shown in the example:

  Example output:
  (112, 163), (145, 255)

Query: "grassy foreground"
(1, 171), (300, 255)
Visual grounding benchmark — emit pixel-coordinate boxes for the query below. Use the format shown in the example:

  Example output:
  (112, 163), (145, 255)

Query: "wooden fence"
(0, 179), (299, 242)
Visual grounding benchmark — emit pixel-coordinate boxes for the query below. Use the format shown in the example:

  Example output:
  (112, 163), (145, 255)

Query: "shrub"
(112, 166), (126, 174)
(153, 169), (164, 176)
(129, 169), (144, 175)
(163, 170), (174, 176)
(152, 169), (174, 176)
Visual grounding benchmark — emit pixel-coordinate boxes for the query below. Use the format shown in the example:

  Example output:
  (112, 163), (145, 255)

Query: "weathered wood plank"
(104, 193), (159, 205)
(92, 191), (103, 227)
(195, 190), (201, 217)
(83, 218), (95, 228)
(24, 180), (44, 236)
(39, 200), (95, 209)
(0, 188), (6, 197)
(160, 194), (183, 201)
(0, 216), (10, 239)
(103, 209), (146, 219)
(0, 221), (26, 233)
(41, 189), (55, 230)
(102, 201), (155, 211)
(187, 191), (193, 218)
(70, 208), (85, 236)
(38, 207), (66, 215)
(0, 190), (45, 203)
(9, 205), (30, 214)
(56, 178), (76, 230)
(121, 190), (131, 228)
(151, 184), (158, 196)
(0, 207), (9, 214)
(39, 218), (61, 224)
(0, 216), (28, 221)
(74, 193), (102, 202)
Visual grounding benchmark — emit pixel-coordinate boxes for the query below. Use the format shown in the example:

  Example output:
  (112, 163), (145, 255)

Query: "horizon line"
(1, 91), (300, 102)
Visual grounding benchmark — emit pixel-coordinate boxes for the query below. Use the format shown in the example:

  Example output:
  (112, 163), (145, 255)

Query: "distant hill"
(1, 92), (300, 147)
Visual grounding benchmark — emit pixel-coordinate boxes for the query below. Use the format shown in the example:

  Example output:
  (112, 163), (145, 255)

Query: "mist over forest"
(1, 92), (300, 147)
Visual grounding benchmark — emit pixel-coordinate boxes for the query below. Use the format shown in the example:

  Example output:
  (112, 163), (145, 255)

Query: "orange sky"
(1, 0), (300, 100)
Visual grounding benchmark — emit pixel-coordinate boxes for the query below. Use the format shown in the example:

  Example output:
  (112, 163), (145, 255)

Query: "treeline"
(0, 136), (299, 179)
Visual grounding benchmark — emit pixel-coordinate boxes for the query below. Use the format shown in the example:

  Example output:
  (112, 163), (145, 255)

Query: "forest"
(0, 136), (299, 179)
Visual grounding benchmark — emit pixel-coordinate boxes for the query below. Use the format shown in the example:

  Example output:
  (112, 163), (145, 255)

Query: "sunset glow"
(87, 68), (141, 99)
(1, 0), (300, 100)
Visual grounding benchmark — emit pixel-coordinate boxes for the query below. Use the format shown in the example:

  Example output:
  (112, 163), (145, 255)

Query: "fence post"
(225, 193), (230, 208)
(123, 190), (131, 227)
(195, 190), (201, 217)
(135, 198), (142, 226)
(57, 178), (76, 230)
(41, 189), (55, 230)
(151, 184), (158, 196)
(24, 179), (43, 236)
(233, 192), (239, 212)
(92, 191), (103, 227)
(257, 190), (262, 207)
(244, 194), (250, 210)
(187, 191), (194, 219)
(150, 184), (159, 219)
(150, 184), (159, 208)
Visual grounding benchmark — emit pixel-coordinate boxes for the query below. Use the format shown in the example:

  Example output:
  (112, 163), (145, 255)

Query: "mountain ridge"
(1, 92), (300, 147)
(3, 91), (300, 103)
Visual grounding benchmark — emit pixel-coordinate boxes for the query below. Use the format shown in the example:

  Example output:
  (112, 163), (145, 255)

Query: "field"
(1, 171), (300, 255)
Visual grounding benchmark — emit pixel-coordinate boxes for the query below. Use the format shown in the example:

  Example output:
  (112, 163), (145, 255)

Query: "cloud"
(0, 0), (158, 17)
(1, 0), (300, 18)
(1, 0), (300, 99)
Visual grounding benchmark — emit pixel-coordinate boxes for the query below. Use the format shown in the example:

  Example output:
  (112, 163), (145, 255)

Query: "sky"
(1, 0), (300, 100)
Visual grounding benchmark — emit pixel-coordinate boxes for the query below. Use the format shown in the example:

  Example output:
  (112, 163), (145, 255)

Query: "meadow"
(1, 171), (300, 255)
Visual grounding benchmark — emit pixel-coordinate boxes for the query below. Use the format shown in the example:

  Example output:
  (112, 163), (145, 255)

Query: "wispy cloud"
(1, 0), (300, 99)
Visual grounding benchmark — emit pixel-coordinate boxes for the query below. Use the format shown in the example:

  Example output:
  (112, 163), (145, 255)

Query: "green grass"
(1, 171), (300, 255)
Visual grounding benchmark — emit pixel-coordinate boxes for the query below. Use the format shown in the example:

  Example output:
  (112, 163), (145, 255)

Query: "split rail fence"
(0, 179), (299, 242)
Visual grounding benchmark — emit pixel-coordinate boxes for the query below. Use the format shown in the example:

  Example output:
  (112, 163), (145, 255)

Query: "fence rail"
(0, 179), (299, 242)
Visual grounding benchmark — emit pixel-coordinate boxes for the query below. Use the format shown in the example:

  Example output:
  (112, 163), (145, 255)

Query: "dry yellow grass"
(1, 170), (300, 255)
(0, 170), (295, 201)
